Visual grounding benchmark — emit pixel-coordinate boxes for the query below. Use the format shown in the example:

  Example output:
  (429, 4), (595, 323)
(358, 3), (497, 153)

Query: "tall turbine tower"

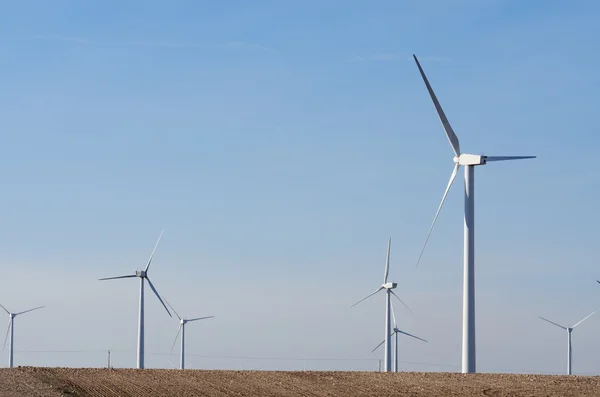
(165, 299), (214, 370)
(371, 301), (427, 372)
(0, 303), (44, 368)
(351, 238), (411, 372)
(412, 54), (536, 373)
(99, 230), (172, 369)
(538, 312), (595, 375)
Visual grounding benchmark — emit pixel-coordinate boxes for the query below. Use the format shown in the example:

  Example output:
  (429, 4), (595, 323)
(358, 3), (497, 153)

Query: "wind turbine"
(351, 237), (412, 372)
(0, 303), (44, 368)
(99, 230), (172, 369)
(538, 312), (595, 375)
(371, 300), (427, 372)
(165, 299), (214, 370)
(412, 54), (536, 373)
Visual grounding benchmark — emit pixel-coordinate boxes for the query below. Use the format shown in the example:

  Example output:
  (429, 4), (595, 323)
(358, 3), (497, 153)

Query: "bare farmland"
(0, 367), (599, 396)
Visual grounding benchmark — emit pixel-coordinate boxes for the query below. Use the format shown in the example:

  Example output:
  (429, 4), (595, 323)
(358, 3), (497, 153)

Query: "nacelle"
(383, 282), (397, 289)
(457, 154), (486, 166)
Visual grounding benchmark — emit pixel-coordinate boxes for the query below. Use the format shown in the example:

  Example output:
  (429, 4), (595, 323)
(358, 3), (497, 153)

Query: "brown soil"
(0, 367), (598, 396)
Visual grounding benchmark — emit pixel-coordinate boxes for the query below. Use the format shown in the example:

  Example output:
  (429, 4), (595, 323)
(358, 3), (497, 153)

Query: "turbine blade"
(390, 300), (397, 328)
(162, 296), (182, 321)
(413, 54), (461, 157)
(485, 156), (536, 162)
(370, 339), (385, 353)
(187, 316), (215, 323)
(170, 324), (182, 355)
(538, 316), (567, 330)
(98, 274), (136, 281)
(145, 230), (164, 273)
(350, 287), (383, 308)
(397, 330), (428, 343)
(384, 237), (391, 284)
(15, 306), (45, 316)
(2, 319), (11, 350)
(572, 312), (595, 329)
(146, 277), (172, 317)
(390, 291), (413, 315)
(416, 163), (460, 267)
(0, 304), (10, 315)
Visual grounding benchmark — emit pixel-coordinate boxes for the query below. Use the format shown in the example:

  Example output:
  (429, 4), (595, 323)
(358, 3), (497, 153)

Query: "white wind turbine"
(0, 303), (44, 368)
(538, 312), (595, 375)
(351, 237), (412, 372)
(371, 300), (427, 372)
(165, 299), (214, 370)
(99, 230), (172, 369)
(412, 54), (536, 373)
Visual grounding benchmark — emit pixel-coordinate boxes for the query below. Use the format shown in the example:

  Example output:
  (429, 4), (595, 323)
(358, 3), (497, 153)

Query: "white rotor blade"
(370, 339), (385, 353)
(485, 156), (536, 162)
(390, 300), (397, 328)
(390, 291), (413, 315)
(15, 306), (45, 316)
(413, 54), (461, 156)
(2, 319), (11, 350)
(384, 237), (391, 284)
(146, 278), (172, 317)
(572, 312), (595, 329)
(98, 274), (136, 281)
(170, 323), (182, 355)
(350, 287), (383, 308)
(187, 316), (215, 323)
(0, 304), (10, 316)
(163, 296), (182, 321)
(397, 330), (428, 343)
(145, 229), (164, 272)
(416, 163), (460, 267)
(538, 316), (567, 330)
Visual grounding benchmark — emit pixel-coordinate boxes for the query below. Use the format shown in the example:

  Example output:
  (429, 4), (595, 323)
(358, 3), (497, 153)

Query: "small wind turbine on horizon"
(99, 230), (172, 369)
(351, 237), (412, 372)
(538, 312), (595, 375)
(371, 300), (427, 372)
(412, 54), (536, 373)
(164, 298), (214, 370)
(0, 303), (44, 368)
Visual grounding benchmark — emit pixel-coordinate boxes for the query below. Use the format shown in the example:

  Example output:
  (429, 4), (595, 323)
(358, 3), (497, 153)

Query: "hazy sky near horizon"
(1, 0), (600, 374)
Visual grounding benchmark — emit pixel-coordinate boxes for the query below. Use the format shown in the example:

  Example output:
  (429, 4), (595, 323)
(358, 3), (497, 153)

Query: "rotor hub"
(136, 270), (146, 278)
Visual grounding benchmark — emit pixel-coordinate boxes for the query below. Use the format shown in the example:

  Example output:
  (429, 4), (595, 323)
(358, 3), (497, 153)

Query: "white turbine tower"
(412, 54), (536, 373)
(165, 299), (214, 370)
(371, 301), (427, 372)
(99, 230), (172, 369)
(351, 237), (412, 372)
(0, 303), (44, 368)
(538, 312), (595, 375)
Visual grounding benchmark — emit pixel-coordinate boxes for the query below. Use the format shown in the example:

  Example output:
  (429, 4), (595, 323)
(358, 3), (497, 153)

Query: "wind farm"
(0, 52), (596, 396)
(2, 1), (600, 396)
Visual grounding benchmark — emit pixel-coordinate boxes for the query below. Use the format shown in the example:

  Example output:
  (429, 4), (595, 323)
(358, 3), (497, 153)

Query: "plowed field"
(0, 367), (599, 396)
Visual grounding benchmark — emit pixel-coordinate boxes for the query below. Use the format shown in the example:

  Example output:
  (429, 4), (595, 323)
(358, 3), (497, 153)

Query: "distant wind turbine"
(165, 298), (214, 370)
(99, 230), (172, 369)
(351, 237), (412, 372)
(412, 54), (536, 373)
(0, 303), (44, 368)
(371, 300), (427, 372)
(538, 312), (595, 375)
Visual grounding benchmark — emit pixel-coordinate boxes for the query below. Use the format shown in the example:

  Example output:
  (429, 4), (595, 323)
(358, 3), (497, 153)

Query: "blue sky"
(1, 0), (600, 373)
